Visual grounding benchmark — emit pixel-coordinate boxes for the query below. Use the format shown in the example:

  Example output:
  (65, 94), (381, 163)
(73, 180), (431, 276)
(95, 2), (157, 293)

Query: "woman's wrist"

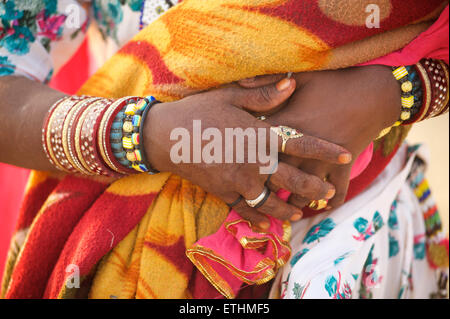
(371, 65), (403, 129)
(143, 101), (173, 173)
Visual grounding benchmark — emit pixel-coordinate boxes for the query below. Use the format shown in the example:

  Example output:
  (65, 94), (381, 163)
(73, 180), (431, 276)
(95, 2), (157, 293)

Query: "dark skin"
(0, 65), (401, 228)
(0, 75), (351, 230)
(239, 65), (402, 212)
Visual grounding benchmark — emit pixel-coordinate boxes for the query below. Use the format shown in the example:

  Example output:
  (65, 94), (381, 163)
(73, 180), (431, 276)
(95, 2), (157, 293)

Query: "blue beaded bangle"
(110, 96), (160, 174)
(110, 110), (132, 167)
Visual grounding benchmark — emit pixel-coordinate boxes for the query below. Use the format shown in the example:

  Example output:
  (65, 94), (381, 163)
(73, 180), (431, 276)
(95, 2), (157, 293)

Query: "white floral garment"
(0, 0), (178, 82)
(270, 144), (448, 299)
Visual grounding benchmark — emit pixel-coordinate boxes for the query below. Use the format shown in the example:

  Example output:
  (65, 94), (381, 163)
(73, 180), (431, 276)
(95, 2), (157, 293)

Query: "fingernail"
(276, 78), (292, 91)
(290, 213), (303, 222)
(259, 221), (270, 230)
(325, 188), (336, 200)
(338, 153), (352, 164)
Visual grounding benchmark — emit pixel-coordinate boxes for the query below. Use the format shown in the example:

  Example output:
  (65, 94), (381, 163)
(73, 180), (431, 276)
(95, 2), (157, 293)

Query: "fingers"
(276, 133), (353, 165)
(288, 194), (310, 210)
(326, 165), (352, 208)
(227, 77), (295, 113)
(271, 162), (335, 200)
(238, 74), (287, 88)
(238, 182), (303, 222)
(255, 192), (303, 221)
(233, 201), (271, 231)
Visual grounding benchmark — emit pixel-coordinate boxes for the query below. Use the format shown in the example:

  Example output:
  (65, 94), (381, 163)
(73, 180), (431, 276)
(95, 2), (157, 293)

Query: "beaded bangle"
(391, 66), (417, 124)
(110, 110), (131, 168)
(376, 65), (423, 140)
(120, 96), (160, 174)
(377, 60), (449, 140)
(43, 95), (162, 177)
(137, 97), (160, 174)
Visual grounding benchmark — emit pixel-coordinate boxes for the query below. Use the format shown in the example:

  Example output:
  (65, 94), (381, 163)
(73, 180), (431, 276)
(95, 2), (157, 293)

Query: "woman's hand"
(143, 79), (352, 229)
(239, 65), (402, 209)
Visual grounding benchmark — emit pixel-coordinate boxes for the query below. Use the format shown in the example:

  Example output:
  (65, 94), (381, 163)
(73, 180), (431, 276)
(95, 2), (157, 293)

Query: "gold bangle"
(415, 62), (432, 123)
(46, 97), (78, 172)
(437, 61), (449, 116)
(62, 98), (99, 175)
(74, 99), (104, 174)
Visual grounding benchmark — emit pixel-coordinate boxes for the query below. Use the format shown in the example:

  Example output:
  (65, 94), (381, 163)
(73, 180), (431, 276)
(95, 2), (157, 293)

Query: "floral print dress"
(0, 0), (179, 82)
(270, 144), (449, 299)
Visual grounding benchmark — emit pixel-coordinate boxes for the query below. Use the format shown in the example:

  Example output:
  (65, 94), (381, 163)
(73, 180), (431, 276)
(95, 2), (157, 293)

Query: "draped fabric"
(2, 0), (447, 299)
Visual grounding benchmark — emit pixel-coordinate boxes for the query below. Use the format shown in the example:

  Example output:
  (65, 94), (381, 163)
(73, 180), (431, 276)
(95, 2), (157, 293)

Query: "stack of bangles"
(377, 58), (449, 139)
(42, 95), (161, 177)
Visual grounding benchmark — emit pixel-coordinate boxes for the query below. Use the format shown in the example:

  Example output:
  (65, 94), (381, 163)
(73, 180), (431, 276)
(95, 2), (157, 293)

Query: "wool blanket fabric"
(2, 0), (447, 299)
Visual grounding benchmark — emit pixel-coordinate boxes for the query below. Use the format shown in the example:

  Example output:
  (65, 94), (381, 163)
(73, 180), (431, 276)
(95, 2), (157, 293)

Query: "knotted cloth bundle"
(2, 0), (447, 299)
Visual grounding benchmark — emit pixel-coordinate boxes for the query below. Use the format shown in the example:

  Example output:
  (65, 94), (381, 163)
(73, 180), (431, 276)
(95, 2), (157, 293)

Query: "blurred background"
(407, 113), (449, 235)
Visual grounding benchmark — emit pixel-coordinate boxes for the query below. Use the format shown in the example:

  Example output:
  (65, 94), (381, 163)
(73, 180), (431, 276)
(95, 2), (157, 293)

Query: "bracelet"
(404, 59), (449, 124)
(43, 95), (162, 177)
(99, 97), (138, 175)
(391, 66), (419, 124)
(376, 66), (422, 140)
(376, 60), (449, 140)
(415, 59), (449, 121)
(63, 97), (101, 175)
(43, 96), (86, 173)
(120, 96), (160, 174)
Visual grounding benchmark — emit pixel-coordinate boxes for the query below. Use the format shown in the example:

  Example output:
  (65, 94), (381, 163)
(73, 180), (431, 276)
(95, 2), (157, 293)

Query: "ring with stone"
(270, 125), (304, 153)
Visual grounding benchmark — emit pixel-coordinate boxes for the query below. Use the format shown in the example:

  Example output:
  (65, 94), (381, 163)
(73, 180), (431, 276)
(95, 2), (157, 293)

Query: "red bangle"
(42, 96), (67, 169)
(64, 97), (100, 175)
(98, 97), (138, 175)
(78, 99), (122, 177)
(414, 59), (449, 122)
(45, 96), (85, 172)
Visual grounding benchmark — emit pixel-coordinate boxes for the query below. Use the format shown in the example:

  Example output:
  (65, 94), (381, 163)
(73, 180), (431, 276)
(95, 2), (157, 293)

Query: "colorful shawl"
(2, 0), (447, 299)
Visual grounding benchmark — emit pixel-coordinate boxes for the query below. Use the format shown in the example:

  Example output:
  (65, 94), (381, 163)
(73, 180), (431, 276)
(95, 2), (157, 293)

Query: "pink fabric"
(189, 189), (291, 298)
(350, 142), (373, 180)
(0, 164), (29, 278)
(193, 6), (450, 298)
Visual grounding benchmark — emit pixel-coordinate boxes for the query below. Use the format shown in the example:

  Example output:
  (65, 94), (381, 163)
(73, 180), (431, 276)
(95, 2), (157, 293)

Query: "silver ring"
(245, 187), (270, 208)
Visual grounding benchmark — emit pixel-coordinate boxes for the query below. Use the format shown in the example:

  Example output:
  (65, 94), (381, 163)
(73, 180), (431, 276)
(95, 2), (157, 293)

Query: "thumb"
(228, 77), (296, 113)
(238, 74), (286, 88)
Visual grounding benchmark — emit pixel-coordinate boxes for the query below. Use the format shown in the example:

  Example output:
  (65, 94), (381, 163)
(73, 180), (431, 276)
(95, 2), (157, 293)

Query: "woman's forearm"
(0, 76), (66, 171)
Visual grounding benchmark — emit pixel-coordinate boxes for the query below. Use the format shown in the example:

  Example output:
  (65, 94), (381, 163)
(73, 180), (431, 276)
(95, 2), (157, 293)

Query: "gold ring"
(270, 126), (304, 153)
(308, 199), (328, 210)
